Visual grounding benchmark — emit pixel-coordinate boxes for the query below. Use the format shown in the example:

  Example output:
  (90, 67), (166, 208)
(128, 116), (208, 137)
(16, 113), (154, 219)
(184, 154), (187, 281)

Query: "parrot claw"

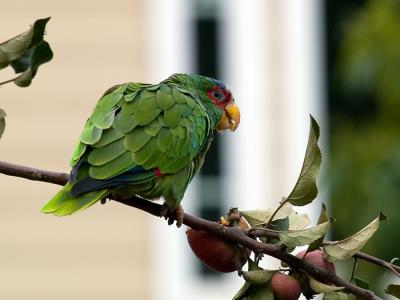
(160, 203), (184, 228)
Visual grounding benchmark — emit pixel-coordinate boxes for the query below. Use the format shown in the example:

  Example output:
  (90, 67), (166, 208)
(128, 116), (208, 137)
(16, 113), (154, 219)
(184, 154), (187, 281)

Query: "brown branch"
(353, 251), (400, 278)
(0, 160), (386, 300)
(0, 76), (18, 87)
(322, 240), (400, 278)
(245, 220), (400, 279)
(0, 160), (69, 185)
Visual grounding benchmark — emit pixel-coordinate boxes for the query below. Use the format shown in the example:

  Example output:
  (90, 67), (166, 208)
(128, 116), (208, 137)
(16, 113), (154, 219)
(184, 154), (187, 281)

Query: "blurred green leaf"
(242, 270), (275, 285)
(279, 221), (329, 248)
(247, 259), (261, 271)
(323, 292), (357, 300)
(385, 284), (400, 299)
(288, 212), (311, 230)
(0, 17), (53, 87)
(240, 210), (272, 228)
(233, 260), (268, 300)
(270, 217), (289, 231)
(324, 213), (387, 262)
(352, 278), (370, 300)
(13, 40), (52, 87)
(307, 204), (330, 253)
(244, 285), (274, 300)
(287, 115), (322, 206)
(241, 203), (293, 228)
(232, 283), (274, 300)
(308, 276), (344, 293)
(0, 109), (5, 139)
(233, 282), (252, 300)
(353, 278), (369, 290)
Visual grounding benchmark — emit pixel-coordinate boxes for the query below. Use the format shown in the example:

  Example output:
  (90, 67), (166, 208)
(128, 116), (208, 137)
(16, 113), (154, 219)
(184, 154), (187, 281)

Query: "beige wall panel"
(0, 1), (151, 299)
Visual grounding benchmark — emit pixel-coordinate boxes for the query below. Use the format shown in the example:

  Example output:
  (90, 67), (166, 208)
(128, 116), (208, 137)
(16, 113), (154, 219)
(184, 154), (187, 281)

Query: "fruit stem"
(350, 257), (358, 282)
(266, 197), (288, 228)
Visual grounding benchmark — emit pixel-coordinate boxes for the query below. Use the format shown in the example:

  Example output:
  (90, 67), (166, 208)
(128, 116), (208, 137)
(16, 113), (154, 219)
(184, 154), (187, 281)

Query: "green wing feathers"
(70, 82), (209, 180)
(41, 183), (109, 216)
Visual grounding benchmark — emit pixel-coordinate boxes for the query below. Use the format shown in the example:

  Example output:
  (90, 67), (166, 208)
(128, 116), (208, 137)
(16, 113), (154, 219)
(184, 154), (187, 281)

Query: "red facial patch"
(207, 86), (232, 109)
(154, 168), (162, 177)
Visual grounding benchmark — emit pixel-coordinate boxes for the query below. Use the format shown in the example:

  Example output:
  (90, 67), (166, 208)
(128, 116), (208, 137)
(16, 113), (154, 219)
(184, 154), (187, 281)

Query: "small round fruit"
(271, 272), (302, 300)
(296, 250), (335, 273)
(186, 214), (250, 273)
(186, 228), (250, 272)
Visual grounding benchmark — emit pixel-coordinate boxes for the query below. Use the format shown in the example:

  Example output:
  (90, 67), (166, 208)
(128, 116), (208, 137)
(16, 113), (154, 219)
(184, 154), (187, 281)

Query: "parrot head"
(165, 73), (240, 132)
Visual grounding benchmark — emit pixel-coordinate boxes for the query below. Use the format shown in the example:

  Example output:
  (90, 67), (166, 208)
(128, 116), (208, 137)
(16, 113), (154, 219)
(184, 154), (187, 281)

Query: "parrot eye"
(212, 90), (225, 102)
(207, 86), (230, 107)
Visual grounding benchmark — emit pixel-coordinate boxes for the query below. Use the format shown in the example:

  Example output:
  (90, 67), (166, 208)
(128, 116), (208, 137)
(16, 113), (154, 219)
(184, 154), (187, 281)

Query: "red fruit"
(296, 250), (335, 273)
(186, 215), (250, 273)
(271, 273), (302, 300)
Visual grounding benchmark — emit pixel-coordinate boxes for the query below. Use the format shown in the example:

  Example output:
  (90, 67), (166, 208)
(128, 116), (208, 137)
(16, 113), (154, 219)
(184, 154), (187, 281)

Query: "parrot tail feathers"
(41, 183), (109, 216)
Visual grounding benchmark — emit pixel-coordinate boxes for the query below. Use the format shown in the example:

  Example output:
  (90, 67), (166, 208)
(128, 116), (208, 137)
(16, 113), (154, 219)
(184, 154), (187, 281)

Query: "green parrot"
(41, 73), (240, 226)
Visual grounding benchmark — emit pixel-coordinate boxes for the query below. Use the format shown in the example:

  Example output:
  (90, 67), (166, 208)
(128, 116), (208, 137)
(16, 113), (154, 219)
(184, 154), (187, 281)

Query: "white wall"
(147, 0), (326, 299)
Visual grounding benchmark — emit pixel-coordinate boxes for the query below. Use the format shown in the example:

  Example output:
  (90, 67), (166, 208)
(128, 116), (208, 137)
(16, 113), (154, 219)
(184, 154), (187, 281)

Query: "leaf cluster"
(0, 18), (53, 142)
(0, 17), (53, 87)
(232, 116), (395, 300)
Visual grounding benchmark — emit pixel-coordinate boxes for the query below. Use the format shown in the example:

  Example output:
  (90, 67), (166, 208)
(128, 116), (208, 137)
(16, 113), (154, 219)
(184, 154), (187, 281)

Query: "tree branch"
(0, 160), (389, 300)
(0, 76), (18, 87)
(243, 214), (400, 278)
(0, 160), (68, 185)
(353, 251), (400, 278)
(323, 240), (400, 278)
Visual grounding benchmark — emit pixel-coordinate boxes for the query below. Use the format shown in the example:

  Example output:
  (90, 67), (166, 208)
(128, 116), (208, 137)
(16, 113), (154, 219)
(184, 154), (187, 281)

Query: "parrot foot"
(160, 203), (184, 228)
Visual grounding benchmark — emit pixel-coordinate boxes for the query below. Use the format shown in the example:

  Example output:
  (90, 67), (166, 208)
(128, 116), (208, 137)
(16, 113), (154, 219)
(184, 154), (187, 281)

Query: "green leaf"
(323, 213), (387, 262)
(232, 260), (265, 300)
(289, 212), (311, 230)
(308, 276), (344, 293)
(352, 278), (370, 300)
(241, 203), (293, 227)
(232, 283), (274, 300)
(323, 292), (357, 300)
(232, 282), (252, 300)
(286, 115), (322, 206)
(247, 259), (262, 271)
(353, 278), (369, 290)
(279, 221), (329, 247)
(0, 109), (5, 140)
(269, 217), (289, 231)
(241, 270), (275, 285)
(385, 284), (400, 299)
(13, 39), (53, 87)
(0, 18), (53, 87)
(307, 203), (330, 253)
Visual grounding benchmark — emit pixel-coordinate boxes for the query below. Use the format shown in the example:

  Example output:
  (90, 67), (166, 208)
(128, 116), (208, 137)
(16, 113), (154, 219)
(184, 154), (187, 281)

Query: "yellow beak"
(216, 102), (240, 132)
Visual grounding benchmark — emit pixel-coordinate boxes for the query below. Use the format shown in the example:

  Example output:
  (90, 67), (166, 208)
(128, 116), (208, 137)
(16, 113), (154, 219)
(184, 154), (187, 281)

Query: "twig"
(353, 251), (400, 278)
(0, 76), (18, 87)
(266, 196), (288, 227)
(0, 160), (383, 300)
(323, 241), (400, 278)
(246, 225), (400, 280)
(0, 160), (69, 185)
(246, 227), (279, 239)
(350, 257), (358, 282)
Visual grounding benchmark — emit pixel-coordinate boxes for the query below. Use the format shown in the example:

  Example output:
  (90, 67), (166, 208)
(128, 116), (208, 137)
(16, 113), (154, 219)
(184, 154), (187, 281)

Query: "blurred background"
(0, 0), (398, 299)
